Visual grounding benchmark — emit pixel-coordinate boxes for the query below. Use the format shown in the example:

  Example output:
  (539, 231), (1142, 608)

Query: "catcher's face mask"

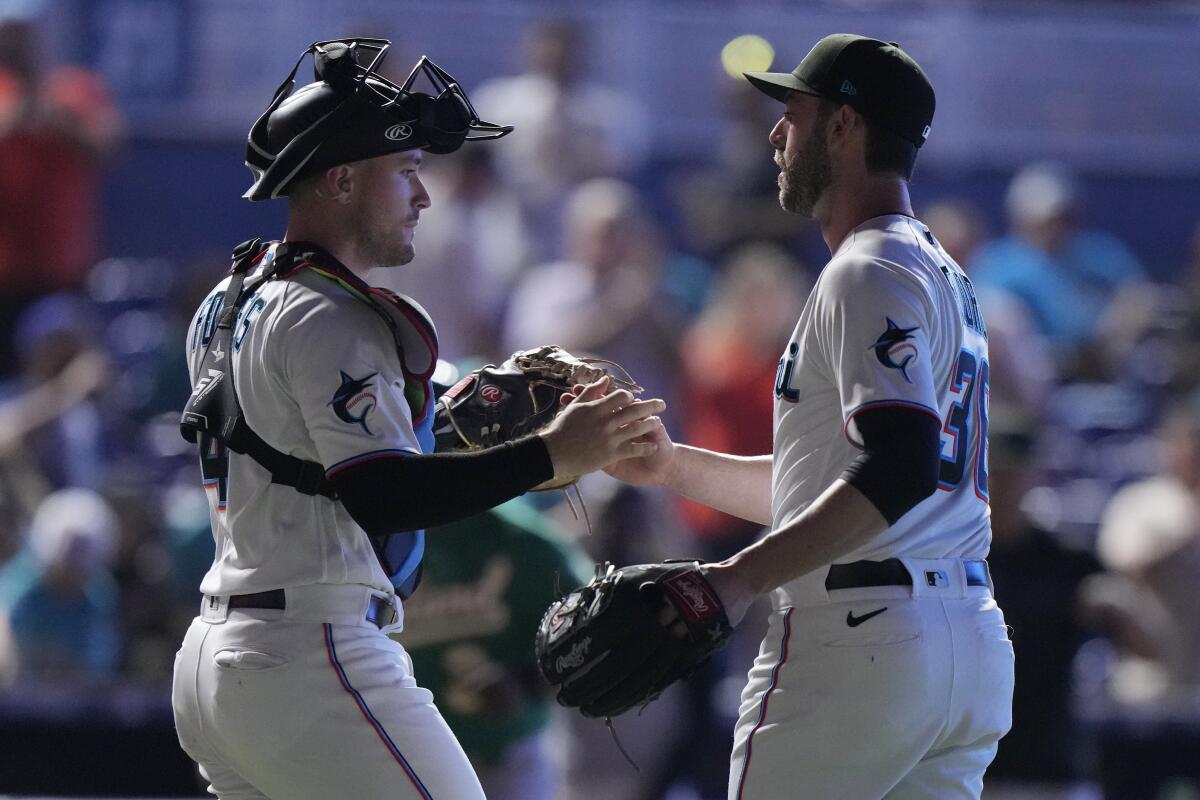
(244, 38), (512, 201)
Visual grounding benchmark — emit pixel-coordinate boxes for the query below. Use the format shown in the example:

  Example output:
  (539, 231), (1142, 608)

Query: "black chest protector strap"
(180, 238), (336, 499)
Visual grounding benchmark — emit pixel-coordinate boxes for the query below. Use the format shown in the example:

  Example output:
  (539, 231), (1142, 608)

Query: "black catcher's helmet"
(244, 38), (512, 201)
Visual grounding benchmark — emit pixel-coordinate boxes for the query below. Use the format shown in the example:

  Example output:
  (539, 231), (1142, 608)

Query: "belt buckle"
(201, 595), (231, 623)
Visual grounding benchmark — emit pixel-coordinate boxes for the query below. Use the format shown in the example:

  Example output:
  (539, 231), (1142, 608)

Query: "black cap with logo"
(745, 34), (935, 148)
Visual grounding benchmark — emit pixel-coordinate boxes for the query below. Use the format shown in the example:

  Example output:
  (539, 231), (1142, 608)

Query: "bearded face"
(775, 103), (835, 218)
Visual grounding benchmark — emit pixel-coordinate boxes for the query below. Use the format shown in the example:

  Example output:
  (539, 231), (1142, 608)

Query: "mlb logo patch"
(925, 570), (949, 588)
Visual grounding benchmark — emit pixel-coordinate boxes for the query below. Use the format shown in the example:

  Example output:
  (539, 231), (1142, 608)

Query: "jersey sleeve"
(812, 255), (941, 447)
(279, 294), (422, 471)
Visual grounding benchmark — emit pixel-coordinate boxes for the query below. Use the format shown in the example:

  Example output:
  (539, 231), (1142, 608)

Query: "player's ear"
(828, 104), (857, 141)
(316, 165), (354, 205)
(828, 104), (864, 157)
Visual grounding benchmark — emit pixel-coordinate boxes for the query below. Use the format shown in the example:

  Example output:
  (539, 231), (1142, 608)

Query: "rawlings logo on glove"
(534, 562), (734, 719)
(433, 345), (641, 490)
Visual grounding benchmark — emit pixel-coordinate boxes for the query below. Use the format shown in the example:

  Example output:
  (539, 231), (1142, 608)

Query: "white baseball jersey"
(772, 213), (991, 582)
(730, 214), (1012, 800)
(186, 244), (434, 598)
(176, 243), (488, 800)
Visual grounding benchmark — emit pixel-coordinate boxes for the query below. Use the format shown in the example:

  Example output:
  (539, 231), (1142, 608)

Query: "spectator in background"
(651, 242), (810, 799)
(1083, 401), (1200, 703)
(926, 198), (1056, 421)
(670, 78), (799, 260)
(970, 162), (1147, 375)
(0, 487), (19, 567)
(922, 199), (987, 267)
(504, 182), (706, 800)
(676, 242), (809, 559)
(0, 18), (122, 375)
(1164, 221), (1200, 398)
(473, 18), (649, 259)
(0, 487), (120, 684)
(0, 293), (111, 510)
(104, 479), (178, 682)
(0, 486), (28, 631)
(503, 177), (709, 421)
(984, 415), (1100, 790)
(398, 501), (592, 800)
(373, 147), (532, 362)
(1075, 401), (1200, 798)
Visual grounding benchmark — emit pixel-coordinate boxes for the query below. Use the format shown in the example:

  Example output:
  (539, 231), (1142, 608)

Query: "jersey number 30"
(938, 348), (989, 501)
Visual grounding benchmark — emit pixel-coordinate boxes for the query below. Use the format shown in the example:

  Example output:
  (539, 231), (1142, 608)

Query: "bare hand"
(604, 416), (675, 486)
(538, 377), (667, 484)
(560, 383), (676, 487)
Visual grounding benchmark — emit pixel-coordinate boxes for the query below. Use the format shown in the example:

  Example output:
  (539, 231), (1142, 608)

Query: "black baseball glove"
(433, 345), (641, 490)
(535, 561), (734, 718)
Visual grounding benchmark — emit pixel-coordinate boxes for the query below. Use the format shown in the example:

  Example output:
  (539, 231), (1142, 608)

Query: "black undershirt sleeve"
(839, 406), (941, 525)
(329, 435), (555, 534)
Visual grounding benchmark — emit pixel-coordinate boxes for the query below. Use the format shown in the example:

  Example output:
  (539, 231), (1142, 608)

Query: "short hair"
(816, 98), (919, 181)
(863, 119), (918, 180)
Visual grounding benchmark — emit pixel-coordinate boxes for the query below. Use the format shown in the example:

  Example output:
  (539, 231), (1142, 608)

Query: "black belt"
(825, 559), (991, 591)
(219, 589), (397, 629)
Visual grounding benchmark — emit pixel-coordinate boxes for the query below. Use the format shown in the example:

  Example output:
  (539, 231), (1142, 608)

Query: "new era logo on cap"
(921, 124), (931, 140)
(840, 79), (857, 96)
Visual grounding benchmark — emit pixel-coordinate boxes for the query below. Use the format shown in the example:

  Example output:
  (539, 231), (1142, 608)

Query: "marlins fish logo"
(330, 371), (379, 434)
(871, 318), (919, 383)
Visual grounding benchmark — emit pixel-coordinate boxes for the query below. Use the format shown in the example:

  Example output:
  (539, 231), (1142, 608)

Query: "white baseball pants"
(172, 585), (484, 799)
(729, 559), (1014, 800)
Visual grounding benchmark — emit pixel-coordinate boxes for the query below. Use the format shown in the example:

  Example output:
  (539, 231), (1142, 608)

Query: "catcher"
(172, 36), (664, 800)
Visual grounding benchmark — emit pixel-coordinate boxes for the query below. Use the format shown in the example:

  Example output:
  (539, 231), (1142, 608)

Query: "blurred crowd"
(2, 15), (1200, 799)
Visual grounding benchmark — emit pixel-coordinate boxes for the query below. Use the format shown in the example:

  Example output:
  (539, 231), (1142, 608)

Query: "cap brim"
(743, 71), (824, 103)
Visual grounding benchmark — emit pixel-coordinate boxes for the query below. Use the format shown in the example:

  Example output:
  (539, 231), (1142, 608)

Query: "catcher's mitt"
(433, 345), (641, 490)
(535, 561), (734, 718)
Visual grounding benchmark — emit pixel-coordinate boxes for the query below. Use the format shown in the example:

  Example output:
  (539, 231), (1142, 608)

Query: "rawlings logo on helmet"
(243, 38), (513, 202)
(384, 124), (412, 141)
